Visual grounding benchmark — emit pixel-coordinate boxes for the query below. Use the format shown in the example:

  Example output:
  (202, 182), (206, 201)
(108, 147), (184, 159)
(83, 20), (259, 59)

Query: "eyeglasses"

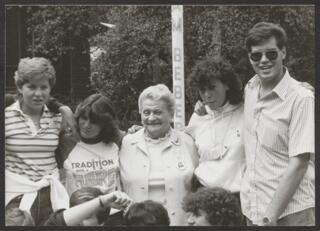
(249, 50), (278, 62)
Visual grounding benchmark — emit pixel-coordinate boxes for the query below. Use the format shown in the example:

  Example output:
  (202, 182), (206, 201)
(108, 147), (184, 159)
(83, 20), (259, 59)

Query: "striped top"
(241, 69), (315, 224)
(5, 101), (62, 182)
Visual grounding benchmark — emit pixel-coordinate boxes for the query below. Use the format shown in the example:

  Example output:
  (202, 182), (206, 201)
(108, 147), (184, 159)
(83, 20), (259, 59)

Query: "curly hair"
(182, 187), (243, 225)
(245, 22), (287, 52)
(14, 57), (56, 89)
(124, 200), (170, 226)
(74, 94), (119, 144)
(188, 57), (243, 105)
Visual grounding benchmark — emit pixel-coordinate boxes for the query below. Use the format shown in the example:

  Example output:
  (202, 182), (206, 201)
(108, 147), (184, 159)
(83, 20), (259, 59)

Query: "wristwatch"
(262, 216), (272, 225)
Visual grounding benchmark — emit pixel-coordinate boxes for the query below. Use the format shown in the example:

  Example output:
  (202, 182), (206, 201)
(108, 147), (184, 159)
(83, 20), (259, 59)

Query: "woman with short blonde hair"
(5, 57), (69, 226)
(120, 84), (198, 225)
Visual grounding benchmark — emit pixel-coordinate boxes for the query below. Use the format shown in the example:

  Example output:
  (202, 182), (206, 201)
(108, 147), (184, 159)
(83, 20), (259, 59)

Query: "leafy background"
(19, 5), (314, 130)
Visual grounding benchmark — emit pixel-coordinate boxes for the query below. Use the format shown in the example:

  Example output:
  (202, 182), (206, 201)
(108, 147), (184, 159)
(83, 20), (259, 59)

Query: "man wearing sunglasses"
(240, 22), (314, 226)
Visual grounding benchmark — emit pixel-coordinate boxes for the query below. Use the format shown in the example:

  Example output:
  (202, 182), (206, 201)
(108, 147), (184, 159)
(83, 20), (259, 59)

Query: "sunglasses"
(249, 50), (278, 62)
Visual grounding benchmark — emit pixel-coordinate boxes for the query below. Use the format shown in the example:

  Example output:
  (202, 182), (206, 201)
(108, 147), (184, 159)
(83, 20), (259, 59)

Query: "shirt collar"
(131, 128), (181, 146)
(272, 68), (291, 100)
(247, 75), (261, 89)
(247, 68), (291, 101)
(205, 101), (241, 116)
(7, 100), (50, 115)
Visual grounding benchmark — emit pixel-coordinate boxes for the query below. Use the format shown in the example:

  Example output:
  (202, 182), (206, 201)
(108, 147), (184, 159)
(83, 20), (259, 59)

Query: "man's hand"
(261, 216), (277, 226)
(100, 191), (132, 210)
(300, 82), (314, 92)
(194, 100), (207, 116)
(262, 153), (310, 226)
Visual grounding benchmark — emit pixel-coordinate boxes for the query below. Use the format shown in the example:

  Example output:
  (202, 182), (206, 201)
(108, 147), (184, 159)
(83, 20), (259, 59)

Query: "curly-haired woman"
(186, 57), (245, 198)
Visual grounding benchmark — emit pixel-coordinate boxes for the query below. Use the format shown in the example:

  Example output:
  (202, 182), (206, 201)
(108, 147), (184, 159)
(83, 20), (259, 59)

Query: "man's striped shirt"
(5, 101), (62, 182)
(241, 70), (315, 224)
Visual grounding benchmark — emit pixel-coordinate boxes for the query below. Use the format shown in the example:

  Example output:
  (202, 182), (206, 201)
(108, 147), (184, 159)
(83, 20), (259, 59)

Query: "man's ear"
(281, 47), (286, 60)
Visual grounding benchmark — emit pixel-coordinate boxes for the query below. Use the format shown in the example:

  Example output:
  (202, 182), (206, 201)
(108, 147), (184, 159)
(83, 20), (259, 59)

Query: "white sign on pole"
(171, 5), (185, 130)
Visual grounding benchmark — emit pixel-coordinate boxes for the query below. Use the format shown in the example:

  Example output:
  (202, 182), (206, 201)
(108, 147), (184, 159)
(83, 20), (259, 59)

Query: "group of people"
(5, 22), (314, 226)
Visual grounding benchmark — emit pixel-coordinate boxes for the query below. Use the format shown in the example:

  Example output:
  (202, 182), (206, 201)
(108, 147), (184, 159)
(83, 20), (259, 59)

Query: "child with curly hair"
(182, 187), (244, 226)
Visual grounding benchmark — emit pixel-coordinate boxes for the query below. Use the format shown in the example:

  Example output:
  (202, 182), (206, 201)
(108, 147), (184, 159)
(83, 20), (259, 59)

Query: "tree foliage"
(90, 6), (172, 129)
(22, 5), (315, 129)
(25, 6), (105, 60)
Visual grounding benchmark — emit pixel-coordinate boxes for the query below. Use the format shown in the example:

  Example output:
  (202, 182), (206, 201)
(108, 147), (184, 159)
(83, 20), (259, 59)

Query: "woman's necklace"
(144, 129), (171, 144)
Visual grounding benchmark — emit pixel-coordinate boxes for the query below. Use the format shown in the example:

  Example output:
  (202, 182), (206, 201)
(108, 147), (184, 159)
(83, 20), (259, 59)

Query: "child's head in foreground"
(5, 207), (35, 226)
(124, 200), (170, 226)
(182, 187), (243, 226)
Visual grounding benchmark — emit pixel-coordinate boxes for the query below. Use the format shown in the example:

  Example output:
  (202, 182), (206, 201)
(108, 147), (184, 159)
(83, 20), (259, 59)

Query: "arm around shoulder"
(55, 133), (78, 168)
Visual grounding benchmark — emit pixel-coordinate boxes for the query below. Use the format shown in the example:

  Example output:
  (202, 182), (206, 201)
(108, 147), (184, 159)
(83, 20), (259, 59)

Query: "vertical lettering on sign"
(171, 5), (185, 129)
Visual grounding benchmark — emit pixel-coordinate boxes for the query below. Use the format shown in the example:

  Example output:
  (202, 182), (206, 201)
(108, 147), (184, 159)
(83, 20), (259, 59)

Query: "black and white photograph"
(3, 3), (317, 228)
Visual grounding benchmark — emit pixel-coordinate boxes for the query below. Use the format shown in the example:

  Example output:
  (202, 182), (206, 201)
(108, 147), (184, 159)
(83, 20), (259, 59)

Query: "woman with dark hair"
(56, 93), (125, 224)
(186, 57), (245, 203)
(182, 187), (243, 226)
(124, 200), (170, 226)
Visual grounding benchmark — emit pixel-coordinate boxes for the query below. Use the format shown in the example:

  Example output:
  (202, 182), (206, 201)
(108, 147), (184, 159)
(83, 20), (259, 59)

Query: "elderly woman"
(5, 57), (69, 225)
(186, 57), (245, 202)
(119, 84), (198, 226)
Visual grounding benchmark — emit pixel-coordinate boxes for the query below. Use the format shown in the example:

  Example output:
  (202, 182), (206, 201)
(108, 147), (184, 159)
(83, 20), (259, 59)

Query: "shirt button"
(169, 186), (173, 191)
(141, 187), (145, 190)
(143, 164), (147, 168)
(171, 211), (175, 215)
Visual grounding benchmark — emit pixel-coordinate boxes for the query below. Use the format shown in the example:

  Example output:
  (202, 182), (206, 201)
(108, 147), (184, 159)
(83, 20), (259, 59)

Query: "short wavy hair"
(124, 200), (170, 226)
(245, 22), (287, 52)
(75, 94), (119, 144)
(138, 84), (175, 115)
(182, 187), (243, 226)
(14, 57), (56, 89)
(189, 57), (243, 105)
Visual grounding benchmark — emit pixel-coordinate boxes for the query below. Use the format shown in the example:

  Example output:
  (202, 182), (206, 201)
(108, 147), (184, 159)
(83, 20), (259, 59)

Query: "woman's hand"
(194, 100), (207, 116)
(100, 191), (132, 210)
(301, 82), (314, 92)
(127, 124), (143, 134)
(59, 106), (79, 138)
